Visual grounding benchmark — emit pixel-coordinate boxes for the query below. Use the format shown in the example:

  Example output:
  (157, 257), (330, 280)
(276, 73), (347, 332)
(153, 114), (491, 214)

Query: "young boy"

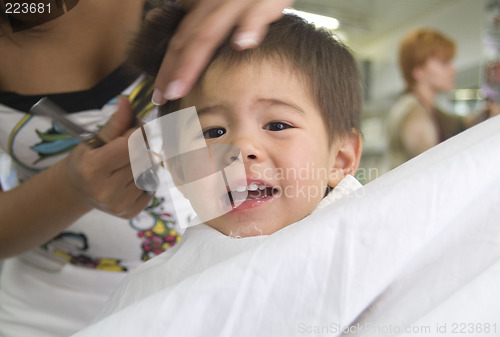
(129, 3), (363, 238)
(91, 2), (363, 320)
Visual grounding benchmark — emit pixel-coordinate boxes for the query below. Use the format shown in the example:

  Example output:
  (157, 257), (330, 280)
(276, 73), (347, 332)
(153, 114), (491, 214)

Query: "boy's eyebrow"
(196, 98), (305, 116)
(258, 98), (306, 115)
(196, 105), (223, 116)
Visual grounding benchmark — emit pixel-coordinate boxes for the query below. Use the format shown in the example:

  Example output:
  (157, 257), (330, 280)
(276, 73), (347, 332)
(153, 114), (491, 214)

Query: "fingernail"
(152, 89), (166, 105)
(233, 31), (259, 50)
(164, 80), (186, 101)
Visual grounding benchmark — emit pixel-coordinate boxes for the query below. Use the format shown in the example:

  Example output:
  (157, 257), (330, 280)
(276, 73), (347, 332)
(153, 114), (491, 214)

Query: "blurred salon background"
(290, 0), (499, 183)
(1, 0), (498, 187)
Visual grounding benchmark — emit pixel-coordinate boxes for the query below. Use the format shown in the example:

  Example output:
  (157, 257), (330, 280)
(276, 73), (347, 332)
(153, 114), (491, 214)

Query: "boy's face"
(180, 60), (357, 237)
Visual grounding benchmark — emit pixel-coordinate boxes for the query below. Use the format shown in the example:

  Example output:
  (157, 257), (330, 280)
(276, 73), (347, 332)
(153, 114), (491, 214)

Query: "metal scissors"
(30, 97), (106, 148)
(29, 97), (160, 192)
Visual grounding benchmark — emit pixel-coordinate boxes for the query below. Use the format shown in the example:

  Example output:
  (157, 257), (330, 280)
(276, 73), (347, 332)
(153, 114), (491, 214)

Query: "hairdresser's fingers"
(93, 120), (143, 170)
(101, 188), (153, 220)
(153, 0), (294, 105)
(97, 97), (134, 142)
(89, 136), (131, 172)
(122, 191), (155, 219)
(88, 164), (152, 219)
(113, 172), (155, 218)
(122, 127), (138, 140)
(153, 1), (245, 104)
(64, 126), (139, 214)
(110, 182), (153, 220)
(106, 163), (137, 191)
(231, 0), (293, 51)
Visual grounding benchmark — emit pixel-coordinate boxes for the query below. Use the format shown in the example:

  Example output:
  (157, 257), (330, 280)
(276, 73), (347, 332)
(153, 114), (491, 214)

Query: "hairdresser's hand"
(0, 97), (153, 257)
(151, 0), (294, 105)
(62, 97), (153, 219)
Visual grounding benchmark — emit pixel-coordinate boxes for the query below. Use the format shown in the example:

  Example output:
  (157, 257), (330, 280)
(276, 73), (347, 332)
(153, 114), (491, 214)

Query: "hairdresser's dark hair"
(128, 2), (362, 140)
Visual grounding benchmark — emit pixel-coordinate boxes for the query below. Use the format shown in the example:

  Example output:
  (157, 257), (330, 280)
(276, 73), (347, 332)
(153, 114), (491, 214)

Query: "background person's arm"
(463, 99), (500, 128)
(400, 108), (439, 159)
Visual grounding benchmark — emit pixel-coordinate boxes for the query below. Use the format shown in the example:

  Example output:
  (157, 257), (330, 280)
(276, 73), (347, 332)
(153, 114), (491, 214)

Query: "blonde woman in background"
(387, 28), (498, 169)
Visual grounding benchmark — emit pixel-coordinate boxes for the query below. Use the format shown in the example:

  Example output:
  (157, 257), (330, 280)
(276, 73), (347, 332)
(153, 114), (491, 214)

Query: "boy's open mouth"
(227, 182), (278, 208)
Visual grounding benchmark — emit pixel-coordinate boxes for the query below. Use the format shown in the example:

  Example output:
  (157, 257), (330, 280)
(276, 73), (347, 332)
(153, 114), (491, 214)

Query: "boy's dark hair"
(129, 3), (362, 141)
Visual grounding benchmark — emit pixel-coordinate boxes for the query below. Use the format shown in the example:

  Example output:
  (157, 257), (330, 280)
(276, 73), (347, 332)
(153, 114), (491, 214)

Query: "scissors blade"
(30, 97), (95, 141)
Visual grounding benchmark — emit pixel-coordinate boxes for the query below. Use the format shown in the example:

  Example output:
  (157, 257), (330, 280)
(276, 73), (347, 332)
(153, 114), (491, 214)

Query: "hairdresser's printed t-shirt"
(0, 67), (185, 337)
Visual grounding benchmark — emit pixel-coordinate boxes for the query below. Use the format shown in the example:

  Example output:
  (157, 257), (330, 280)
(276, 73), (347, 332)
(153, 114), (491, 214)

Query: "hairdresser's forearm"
(0, 158), (91, 258)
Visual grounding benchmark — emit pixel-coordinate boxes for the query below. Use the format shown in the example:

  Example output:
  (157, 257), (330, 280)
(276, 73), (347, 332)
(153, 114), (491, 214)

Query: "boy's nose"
(230, 135), (263, 162)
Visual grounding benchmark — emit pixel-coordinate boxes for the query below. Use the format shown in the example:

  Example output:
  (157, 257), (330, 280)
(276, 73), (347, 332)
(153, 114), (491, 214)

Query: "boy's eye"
(203, 127), (226, 139)
(264, 121), (293, 131)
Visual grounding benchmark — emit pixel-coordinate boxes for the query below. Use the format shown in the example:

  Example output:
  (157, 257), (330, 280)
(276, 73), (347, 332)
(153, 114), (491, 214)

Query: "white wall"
(358, 0), (486, 101)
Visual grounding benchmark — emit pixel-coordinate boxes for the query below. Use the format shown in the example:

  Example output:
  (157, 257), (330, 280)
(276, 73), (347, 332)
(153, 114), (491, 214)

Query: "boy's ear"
(328, 132), (362, 187)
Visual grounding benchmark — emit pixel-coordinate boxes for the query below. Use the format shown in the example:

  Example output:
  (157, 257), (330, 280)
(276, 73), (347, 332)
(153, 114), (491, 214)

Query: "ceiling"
(292, 0), (457, 49)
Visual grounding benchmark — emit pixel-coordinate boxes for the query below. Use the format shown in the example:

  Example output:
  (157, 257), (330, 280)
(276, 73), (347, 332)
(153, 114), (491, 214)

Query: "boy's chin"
(206, 220), (283, 238)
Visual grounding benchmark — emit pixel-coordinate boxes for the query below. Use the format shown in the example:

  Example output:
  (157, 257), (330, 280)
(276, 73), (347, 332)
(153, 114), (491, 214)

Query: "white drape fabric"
(73, 116), (500, 337)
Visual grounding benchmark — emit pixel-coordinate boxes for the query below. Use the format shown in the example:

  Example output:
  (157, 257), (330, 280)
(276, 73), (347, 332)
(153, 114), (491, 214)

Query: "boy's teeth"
(247, 183), (258, 191)
(233, 183), (268, 193)
(235, 185), (247, 192)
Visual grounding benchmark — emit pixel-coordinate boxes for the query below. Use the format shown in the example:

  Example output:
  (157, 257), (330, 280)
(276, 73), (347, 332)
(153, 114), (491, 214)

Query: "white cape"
(73, 116), (500, 337)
